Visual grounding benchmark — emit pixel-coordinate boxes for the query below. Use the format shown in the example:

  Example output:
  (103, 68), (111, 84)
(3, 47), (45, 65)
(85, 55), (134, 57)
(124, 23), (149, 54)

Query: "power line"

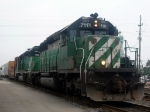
(133, 42), (139, 47)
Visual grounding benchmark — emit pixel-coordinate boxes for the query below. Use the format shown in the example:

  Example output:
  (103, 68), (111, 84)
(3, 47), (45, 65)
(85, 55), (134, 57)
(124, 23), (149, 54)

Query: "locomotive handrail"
(78, 48), (84, 81)
(124, 40), (138, 69)
(84, 47), (94, 83)
(126, 47), (138, 69)
(74, 36), (77, 50)
(73, 37), (85, 80)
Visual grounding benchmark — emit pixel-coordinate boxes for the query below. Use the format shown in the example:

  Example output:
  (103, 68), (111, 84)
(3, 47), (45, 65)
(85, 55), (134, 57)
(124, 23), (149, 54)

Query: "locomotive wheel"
(72, 85), (81, 96)
(62, 82), (67, 93)
(64, 87), (71, 93)
(77, 89), (81, 96)
(72, 85), (77, 95)
(63, 84), (71, 94)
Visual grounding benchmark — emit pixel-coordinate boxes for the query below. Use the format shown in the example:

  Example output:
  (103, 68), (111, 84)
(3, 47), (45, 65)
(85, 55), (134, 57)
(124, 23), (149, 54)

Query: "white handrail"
(74, 37), (77, 50)
(73, 37), (85, 80)
(84, 47), (94, 83)
(78, 48), (84, 80)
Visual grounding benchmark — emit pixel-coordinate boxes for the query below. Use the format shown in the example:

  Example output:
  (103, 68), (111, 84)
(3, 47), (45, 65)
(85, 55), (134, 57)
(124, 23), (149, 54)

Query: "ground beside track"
(1, 78), (150, 112)
(0, 78), (90, 112)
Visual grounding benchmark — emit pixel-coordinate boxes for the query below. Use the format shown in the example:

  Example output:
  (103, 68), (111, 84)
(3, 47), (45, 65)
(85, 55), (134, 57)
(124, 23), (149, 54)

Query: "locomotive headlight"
(94, 24), (98, 27)
(101, 61), (106, 65)
(94, 20), (98, 27)
(94, 20), (98, 23)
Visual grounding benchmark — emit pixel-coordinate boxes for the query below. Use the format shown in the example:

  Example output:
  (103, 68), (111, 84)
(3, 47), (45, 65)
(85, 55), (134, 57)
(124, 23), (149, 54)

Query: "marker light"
(101, 61), (106, 65)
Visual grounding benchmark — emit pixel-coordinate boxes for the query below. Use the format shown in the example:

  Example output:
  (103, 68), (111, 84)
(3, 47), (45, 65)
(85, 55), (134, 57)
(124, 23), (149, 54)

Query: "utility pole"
(138, 15), (143, 70)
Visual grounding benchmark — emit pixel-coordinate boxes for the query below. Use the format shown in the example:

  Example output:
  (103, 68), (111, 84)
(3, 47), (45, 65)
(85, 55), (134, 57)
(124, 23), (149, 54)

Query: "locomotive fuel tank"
(40, 77), (63, 90)
(40, 78), (55, 89)
(18, 76), (24, 81)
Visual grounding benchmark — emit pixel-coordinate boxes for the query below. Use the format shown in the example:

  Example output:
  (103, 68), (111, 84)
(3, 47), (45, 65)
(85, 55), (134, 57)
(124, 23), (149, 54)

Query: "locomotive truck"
(14, 13), (144, 101)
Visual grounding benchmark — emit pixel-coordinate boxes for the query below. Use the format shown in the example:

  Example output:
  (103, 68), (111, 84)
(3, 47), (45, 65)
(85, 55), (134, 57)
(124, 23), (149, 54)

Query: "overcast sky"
(0, 0), (150, 66)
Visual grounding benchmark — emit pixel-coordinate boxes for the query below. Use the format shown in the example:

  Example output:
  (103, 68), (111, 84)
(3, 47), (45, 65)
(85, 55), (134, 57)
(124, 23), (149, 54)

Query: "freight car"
(0, 61), (15, 78)
(15, 13), (144, 101)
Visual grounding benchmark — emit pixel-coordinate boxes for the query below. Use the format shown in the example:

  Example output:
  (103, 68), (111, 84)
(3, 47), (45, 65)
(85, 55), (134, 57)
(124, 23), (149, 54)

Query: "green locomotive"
(16, 46), (39, 83)
(16, 13), (144, 101)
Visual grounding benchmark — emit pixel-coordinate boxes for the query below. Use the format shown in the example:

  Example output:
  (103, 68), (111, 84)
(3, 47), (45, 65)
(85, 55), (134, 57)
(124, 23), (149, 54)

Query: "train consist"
(1, 13), (144, 101)
(0, 61), (15, 78)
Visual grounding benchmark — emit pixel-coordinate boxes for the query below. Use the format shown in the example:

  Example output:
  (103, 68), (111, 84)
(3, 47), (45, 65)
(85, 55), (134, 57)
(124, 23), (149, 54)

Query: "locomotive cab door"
(58, 33), (67, 70)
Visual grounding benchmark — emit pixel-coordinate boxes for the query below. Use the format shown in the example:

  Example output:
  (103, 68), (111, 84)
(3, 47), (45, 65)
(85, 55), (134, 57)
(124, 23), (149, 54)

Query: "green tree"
(143, 60), (150, 75)
(143, 67), (150, 74)
(146, 60), (150, 66)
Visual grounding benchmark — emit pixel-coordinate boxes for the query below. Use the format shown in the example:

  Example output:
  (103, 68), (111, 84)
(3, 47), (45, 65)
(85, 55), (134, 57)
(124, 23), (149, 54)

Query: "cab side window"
(60, 33), (66, 45)
(70, 30), (76, 42)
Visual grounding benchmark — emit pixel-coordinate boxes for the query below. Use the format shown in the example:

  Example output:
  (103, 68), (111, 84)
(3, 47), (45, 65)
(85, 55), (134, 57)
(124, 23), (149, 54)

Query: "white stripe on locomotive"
(89, 37), (116, 67)
(105, 41), (120, 68)
(89, 36), (101, 50)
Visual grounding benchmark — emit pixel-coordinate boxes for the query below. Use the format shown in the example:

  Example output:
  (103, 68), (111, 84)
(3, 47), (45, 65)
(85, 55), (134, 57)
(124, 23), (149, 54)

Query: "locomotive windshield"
(80, 30), (92, 37)
(80, 30), (106, 37)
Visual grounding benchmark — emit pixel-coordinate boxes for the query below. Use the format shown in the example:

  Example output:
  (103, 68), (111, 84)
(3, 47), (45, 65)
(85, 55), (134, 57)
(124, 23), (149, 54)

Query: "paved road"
(0, 78), (86, 112)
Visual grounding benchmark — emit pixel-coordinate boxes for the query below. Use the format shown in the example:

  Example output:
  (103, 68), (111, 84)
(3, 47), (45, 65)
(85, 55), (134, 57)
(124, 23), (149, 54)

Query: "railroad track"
(144, 88), (150, 93)
(101, 104), (129, 112)
(143, 86), (150, 101)
(98, 101), (150, 112)
(8, 78), (150, 112)
(143, 92), (150, 101)
(145, 92), (150, 97)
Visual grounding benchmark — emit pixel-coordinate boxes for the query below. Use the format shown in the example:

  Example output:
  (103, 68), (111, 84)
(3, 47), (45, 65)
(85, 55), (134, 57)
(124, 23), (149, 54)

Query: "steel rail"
(130, 103), (150, 112)
(101, 104), (128, 112)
